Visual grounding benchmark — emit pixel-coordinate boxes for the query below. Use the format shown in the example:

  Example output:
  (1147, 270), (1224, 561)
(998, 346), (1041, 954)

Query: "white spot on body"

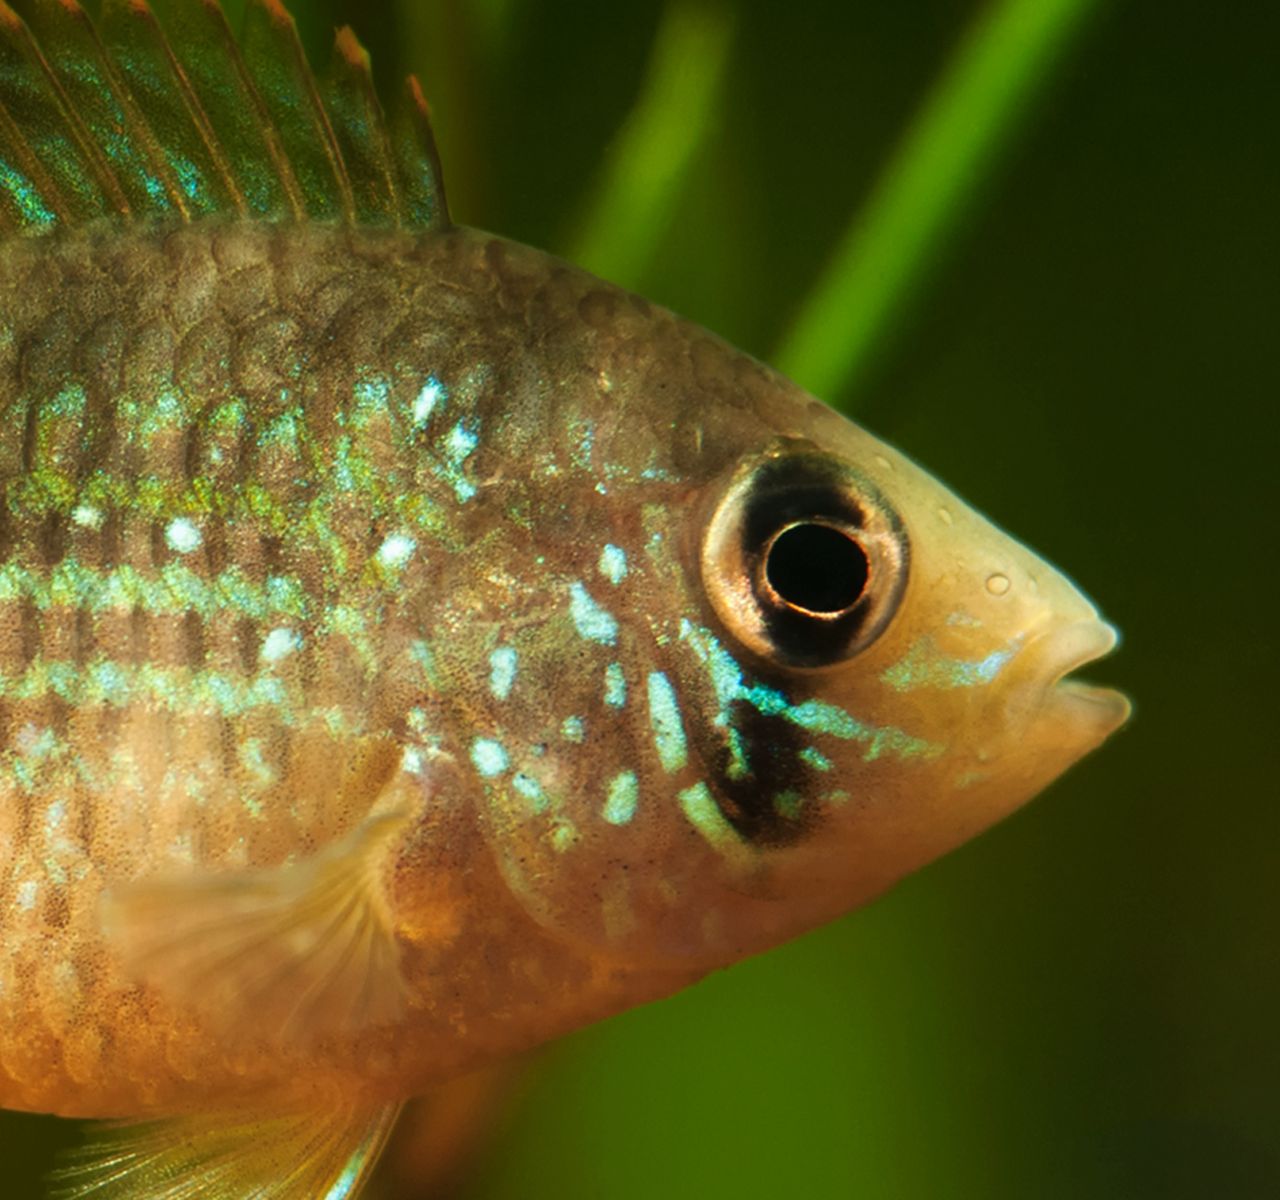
(165, 517), (203, 555)
(603, 771), (639, 825)
(598, 544), (628, 585)
(15, 880), (37, 911)
(71, 504), (103, 530)
(647, 671), (688, 773)
(569, 582), (618, 645)
(470, 738), (509, 777)
(604, 661), (627, 708)
(44, 799), (66, 833)
(377, 533), (417, 569)
(261, 627), (302, 664)
(489, 646), (518, 701)
(414, 376), (446, 426)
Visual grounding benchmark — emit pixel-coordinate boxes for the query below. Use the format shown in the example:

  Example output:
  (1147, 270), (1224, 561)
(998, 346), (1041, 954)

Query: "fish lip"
(1034, 619), (1132, 738)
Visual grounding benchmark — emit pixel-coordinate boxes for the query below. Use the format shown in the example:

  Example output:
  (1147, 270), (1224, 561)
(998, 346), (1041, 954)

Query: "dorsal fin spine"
(20, 0), (191, 219)
(0, 0), (450, 234)
(0, 91), (64, 226)
(325, 25), (402, 226)
(140, 0), (250, 215)
(241, 0), (355, 223)
(5, 6), (133, 217)
(212, 4), (307, 220)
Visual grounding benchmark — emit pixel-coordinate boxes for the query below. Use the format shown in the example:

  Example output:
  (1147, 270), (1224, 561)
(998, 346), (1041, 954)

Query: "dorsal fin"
(0, 0), (449, 234)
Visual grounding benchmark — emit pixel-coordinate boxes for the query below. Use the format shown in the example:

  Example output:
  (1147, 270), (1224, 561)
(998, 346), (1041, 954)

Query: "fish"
(0, 0), (1130, 1196)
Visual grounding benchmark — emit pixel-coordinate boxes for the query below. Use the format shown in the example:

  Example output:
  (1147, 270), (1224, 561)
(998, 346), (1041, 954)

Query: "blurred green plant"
(773, 0), (1100, 405)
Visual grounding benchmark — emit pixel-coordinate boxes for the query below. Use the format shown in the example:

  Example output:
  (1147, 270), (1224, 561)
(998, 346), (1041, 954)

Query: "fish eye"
(763, 521), (869, 615)
(701, 444), (909, 669)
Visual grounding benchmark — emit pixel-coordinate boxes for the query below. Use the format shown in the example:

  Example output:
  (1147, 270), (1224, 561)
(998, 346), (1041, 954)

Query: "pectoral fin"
(103, 809), (412, 1043)
(51, 1101), (401, 1200)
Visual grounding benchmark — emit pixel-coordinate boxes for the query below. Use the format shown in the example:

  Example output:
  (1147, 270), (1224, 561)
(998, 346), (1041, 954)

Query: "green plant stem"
(774, 0), (1100, 406)
(568, 0), (734, 287)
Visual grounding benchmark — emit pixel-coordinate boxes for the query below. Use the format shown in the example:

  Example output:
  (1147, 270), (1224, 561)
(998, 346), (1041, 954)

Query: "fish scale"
(0, 4), (1129, 1198)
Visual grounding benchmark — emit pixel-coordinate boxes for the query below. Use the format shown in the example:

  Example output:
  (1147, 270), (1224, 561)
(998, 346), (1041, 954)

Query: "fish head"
(454, 260), (1129, 975)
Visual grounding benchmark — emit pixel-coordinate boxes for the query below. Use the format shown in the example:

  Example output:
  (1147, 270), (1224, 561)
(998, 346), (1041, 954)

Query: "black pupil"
(765, 522), (869, 614)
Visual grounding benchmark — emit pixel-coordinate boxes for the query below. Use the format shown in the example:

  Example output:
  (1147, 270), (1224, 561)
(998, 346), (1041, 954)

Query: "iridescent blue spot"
(569, 582), (618, 645)
(171, 157), (202, 202)
(603, 771), (639, 826)
(0, 159), (55, 226)
(353, 375), (391, 410)
(489, 646), (518, 701)
(512, 772), (548, 813)
(678, 781), (743, 856)
(561, 716), (585, 743)
(799, 746), (834, 772)
(604, 661), (627, 708)
(599, 544), (628, 585)
(470, 738), (509, 778)
(647, 671), (687, 772)
(880, 637), (1015, 692)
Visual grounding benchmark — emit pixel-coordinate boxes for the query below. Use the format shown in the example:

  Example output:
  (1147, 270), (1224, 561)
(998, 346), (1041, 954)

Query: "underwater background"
(3, 1), (1276, 1196)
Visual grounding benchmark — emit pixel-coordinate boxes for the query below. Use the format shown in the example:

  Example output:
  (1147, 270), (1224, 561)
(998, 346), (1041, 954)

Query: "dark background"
(4, 2), (1277, 1197)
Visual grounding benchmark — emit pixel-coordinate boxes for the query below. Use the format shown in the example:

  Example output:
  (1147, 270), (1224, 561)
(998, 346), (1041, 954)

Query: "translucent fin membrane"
(0, 0), (448, 233)
(51, 1102), (402, 1200)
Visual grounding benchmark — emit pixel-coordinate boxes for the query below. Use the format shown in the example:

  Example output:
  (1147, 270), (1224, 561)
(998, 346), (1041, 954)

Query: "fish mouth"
(1035, 619), (1131, 741)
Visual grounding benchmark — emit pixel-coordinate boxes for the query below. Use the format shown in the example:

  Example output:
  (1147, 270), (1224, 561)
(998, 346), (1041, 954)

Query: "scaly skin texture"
(0, 219), (1126, 1123)
(0, 219), (826, 1116)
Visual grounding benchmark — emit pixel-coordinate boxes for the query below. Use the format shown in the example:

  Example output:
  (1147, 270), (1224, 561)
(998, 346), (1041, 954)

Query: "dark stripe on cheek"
(695, 702), (817, 848)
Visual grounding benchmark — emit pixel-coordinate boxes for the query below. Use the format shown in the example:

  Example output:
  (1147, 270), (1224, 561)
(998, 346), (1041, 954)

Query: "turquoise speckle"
(599, 544), (628, 585)
(471, 738), (509, 777)
(353, 374), (391, 410)
(799, 746), (834, 772)
(489, 646), (518, 700)
(604, 661), (627, 708)
(678, 781), (744, 858)
(0, 159), (55, 226)
(647, 671), (687, 773)
(603, 770), (639, 825)
(569, 582), (618, 645)
(880, 637), (1015, 692)
(561, 715), (585, 743)
(513, 771), (548, 813)
(439, 418), (480, 501)
(164, 517), (202, 555)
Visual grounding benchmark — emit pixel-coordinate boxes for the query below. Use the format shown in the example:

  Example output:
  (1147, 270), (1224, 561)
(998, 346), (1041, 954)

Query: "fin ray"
(0, 0), (448, 232)
(323, 26), (401, 226)
(241, 0), (353, 221)
(147, 0), (302, 218)
(0, 1), (123, 225)
(103, 809), (413, 1043)
(51, 1102), (402, 1200)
